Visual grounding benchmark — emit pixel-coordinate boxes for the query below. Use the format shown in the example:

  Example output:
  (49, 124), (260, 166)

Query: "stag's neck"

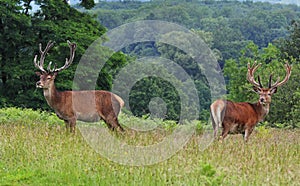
(43, 83), (61, 108)
(254, 102), (270, 121)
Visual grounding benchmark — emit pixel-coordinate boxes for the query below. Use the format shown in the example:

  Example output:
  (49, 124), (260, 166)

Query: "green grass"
(0, 108), (299, 185)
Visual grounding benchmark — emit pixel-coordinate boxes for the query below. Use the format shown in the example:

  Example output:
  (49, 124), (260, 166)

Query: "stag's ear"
(35, 72), (42, 76)
(253, 86), (261, 93)
(51, 72), (58, 77)
(270, 87), (277, 94)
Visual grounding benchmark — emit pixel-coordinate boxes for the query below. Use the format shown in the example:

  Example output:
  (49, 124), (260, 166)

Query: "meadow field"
(0, 108), (299, 185)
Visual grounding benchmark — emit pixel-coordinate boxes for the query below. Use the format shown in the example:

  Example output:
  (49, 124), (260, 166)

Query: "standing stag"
(210, 62), (291, 142)
(34, 40), (125, 133)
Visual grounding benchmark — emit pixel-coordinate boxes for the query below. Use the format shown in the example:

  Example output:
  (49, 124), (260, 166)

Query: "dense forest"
(87, 0), (300, 63)
(1, 0), (300, 127)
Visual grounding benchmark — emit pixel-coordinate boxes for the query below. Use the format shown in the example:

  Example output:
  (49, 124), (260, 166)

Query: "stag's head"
(34, 40), (76, 89)
(247, 61), (291, 105)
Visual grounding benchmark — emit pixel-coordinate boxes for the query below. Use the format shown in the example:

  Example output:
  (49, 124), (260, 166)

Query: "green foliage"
(194, 120), (208, 135)
(0, 0), (33, 107)
(129, 76), (181, 121)
(0, 107), (63, 126)
(87, 0), (300, 65)
(255, 125), (272, 139)
(80, 0), (96, 9)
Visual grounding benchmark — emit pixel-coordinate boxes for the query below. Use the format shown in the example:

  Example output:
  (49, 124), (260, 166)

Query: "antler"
(34, 41), (55, 73)
(34, 40), (76, 73)
(269, 62), (292, 88)
(49, 40), (77, 73)
(247, 61), (263, 88)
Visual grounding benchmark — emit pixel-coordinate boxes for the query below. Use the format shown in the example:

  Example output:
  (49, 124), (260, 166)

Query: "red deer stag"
(34, 40), (125, 133)
(210, 62), (291, 142)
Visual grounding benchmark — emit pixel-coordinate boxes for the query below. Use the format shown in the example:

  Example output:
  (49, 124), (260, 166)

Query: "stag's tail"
(210, 99), (225, 139)
(112, 94), (125, 117)
(114, 94), (125, 108)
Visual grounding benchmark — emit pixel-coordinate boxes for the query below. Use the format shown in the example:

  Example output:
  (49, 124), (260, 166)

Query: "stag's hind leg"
(106, 113), (124, 132)
(98, 110), (124, 132)
(210, 99), (225, 140)
(108, 97), (124, 132)
(210, 112), (219, 139)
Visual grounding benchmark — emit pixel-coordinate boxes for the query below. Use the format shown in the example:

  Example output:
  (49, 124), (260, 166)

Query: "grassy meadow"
(0, 108), (299, 185)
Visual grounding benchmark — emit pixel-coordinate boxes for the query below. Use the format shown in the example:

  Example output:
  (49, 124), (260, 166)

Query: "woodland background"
(1, 0), (300, 127)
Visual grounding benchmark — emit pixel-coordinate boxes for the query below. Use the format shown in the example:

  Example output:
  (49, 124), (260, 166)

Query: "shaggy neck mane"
(251, 102), (270, 121)
(43, 83), (62, 108)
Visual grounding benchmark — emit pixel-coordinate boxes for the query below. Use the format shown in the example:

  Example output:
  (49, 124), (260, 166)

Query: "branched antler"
(34, 40), (76, 73)
(34, 41), (55, 73)
(269, 62), (292, 88)
(247, 61), (263, 88)
(247, 61), (292, 89)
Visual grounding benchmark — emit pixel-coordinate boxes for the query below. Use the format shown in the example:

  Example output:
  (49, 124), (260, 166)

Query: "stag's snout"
(259, 97), (270, 106)
(36, 81), (43, 88)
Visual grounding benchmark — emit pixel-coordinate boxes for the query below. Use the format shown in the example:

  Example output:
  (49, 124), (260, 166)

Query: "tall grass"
(0, 108), (299, 185)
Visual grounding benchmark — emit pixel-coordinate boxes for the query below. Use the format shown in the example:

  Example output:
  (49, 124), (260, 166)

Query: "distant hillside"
(69, 0), (150, 5)
(70, 0), (299, 6)
(246, 0), (300, 6)
(84, 0), (300, 64)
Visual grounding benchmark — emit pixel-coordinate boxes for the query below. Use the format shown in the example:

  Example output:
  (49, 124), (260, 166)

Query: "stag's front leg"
(64, 120), (70, 131)
(64, 118), (76, 133)
(244, 127), (254, 142)
(69, 118), (77, 133)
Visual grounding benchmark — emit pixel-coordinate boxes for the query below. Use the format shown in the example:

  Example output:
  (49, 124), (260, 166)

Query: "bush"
(0, 107), (63, 126)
